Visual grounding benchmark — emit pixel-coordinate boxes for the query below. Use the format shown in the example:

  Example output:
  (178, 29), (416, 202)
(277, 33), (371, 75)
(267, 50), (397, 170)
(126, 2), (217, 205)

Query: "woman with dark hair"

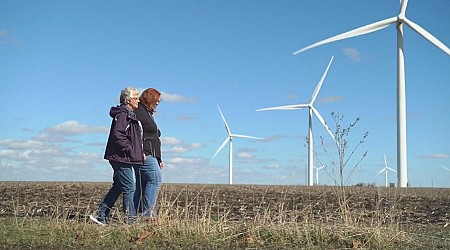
(134, 88), (164, 220)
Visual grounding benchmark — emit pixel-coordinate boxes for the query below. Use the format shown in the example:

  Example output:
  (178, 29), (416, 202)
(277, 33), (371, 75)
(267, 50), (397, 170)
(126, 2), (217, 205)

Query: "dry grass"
(0, 182), (449, 249)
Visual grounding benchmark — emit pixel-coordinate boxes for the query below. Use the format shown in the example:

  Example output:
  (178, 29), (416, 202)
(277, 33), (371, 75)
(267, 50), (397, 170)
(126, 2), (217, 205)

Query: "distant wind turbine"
(378, 154), (397, 187)
(211, 105), (263, 185)
(442, 165), (450, 173)
(292, 0), (450, 187)
(256, 57), (336, 186)
(313, 166), (325, 186)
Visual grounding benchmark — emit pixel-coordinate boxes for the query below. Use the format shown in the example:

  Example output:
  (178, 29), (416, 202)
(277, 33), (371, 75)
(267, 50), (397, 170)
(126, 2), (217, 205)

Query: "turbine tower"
(314, 166), (325, 186)
(211, 105), (263, 185)
(378, 154), (396, 187)
(292, 0), (450, 187)
(256, 57), (336, 186)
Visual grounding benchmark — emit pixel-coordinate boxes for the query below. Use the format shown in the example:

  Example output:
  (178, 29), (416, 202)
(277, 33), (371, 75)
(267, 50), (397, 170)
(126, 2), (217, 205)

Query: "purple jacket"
(104, 104), (144, 165)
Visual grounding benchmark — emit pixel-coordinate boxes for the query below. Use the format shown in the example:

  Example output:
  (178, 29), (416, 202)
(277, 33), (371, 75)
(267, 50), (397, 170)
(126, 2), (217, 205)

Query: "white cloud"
(0, 120), (110, 181)
(44, 120), (108, 136)
(0, 140), (105, 181)
(0, 139), (44, 149)
(32, 120), (108, 143)
(161, 91), (196, 103)
(161, 137), (183, 145)
(343, 47), (361, 62)
(166, 146), (190, 153)
(162, 136), (204, 154)
(267, 163), (281, 169)
(237, 152), (254, 159)
(191, 143), (203, 148)
(166, 157), (204, 166)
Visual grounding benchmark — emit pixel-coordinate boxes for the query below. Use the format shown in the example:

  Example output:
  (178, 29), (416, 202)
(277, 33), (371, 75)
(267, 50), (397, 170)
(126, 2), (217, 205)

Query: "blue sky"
(1, 0), (449, 187)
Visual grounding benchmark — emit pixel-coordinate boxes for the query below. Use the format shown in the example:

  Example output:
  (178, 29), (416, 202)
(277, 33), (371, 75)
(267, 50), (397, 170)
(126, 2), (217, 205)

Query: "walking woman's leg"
(115, 163), (136, 223)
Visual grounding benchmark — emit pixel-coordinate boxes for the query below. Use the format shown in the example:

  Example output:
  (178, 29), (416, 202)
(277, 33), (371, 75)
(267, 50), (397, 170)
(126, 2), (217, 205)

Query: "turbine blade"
(311, 56), (334, 104)
(384, 154), (388, 168)
(210, 137), (229, 163)
(377, 169), (385, 175)
(441, 165), (450, 172)
(256, 104), (309, 111)
(399, 0), (409, 18)
(232, 134), (264, 140)
(403, 18), (450, 56)
(293, 17), (397, 55)
(310, 106), (335, 141)
(217, 105), (231, 136)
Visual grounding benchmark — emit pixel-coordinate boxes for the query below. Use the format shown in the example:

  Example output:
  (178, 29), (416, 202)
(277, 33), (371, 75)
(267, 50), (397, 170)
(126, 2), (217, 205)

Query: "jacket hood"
(109, 104), (136, 119)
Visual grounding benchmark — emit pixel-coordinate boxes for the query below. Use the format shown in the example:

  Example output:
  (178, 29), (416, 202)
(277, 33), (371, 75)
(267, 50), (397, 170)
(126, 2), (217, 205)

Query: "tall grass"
(0, 183), (449, 249)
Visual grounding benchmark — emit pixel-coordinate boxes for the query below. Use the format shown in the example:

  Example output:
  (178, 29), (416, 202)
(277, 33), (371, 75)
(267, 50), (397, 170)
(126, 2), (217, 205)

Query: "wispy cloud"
(161, 91), (196, 103)
(0, 29), (20, 48)
(343, 47), (361, 62)
(0, 29), (9, 45)
(318, 96), (344, 103)
(262, 135), (303, 142)
(420, 154), (448, 159)
(177, 115), (198, 121)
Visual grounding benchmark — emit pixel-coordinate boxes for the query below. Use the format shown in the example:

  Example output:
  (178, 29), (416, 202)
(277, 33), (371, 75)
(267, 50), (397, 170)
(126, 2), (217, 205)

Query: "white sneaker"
(89, 214), (106, 226)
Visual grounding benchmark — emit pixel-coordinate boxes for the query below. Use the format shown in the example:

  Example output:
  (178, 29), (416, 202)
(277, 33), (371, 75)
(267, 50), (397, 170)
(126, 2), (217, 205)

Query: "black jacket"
(135, 102), (162, 163)
(104, 104), (144, 165)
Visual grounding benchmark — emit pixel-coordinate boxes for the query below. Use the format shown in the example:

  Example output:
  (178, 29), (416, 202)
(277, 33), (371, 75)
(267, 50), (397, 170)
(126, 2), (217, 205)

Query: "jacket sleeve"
(111, 112), (132, 153)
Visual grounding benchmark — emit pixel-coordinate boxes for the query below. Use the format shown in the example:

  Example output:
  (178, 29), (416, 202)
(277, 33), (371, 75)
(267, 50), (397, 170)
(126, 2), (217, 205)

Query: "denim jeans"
(134, 156), (162, 218)
(97, 161), (137, 223)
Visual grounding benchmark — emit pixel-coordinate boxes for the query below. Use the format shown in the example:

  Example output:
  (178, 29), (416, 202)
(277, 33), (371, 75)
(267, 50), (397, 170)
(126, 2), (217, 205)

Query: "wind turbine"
(211, 105), (263, 185)
(378, 154), (397, 187)
(256, 57), (336, 186)
(313, 166), (325, 186)
(442, 165), (450, 173)
(292, 0), (450, 187)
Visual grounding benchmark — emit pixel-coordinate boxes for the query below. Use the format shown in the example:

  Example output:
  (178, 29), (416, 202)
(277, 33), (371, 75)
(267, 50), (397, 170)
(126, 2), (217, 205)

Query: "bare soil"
(0, 182), (449, 228)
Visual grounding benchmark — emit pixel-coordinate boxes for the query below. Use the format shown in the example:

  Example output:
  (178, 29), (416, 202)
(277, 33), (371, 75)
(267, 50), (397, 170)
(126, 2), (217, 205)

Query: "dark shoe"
(89, 214), (107, 226)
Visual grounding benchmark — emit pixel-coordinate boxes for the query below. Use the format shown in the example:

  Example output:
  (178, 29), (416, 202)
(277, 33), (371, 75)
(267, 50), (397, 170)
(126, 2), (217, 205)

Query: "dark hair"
(140, 88), (161, 111)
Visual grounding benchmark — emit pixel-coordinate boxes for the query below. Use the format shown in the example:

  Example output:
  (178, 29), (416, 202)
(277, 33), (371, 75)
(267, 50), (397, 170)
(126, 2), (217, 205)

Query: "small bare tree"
(316, 112), (369, 225)
(317, 112), (369, 186)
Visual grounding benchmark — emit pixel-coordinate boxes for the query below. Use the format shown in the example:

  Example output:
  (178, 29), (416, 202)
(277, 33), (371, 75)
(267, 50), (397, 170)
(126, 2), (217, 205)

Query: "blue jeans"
(134, 156), (162, 218)
(97, 161), (137, 223)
